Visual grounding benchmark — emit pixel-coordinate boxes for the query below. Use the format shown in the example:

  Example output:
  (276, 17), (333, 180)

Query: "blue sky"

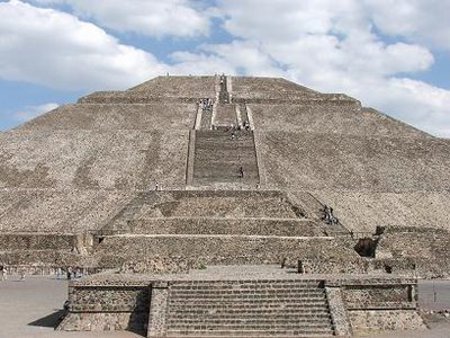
(1, 0), (450, 137)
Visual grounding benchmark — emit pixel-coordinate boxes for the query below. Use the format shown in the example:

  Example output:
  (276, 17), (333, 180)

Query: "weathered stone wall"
(0, 189), (132, 232)
(0, 250), (96, 268)
(129, 75), (216, 97)
(60, 275), (424, 336)
(232, 76), (321, 100)
(21, 103), (197, 131)
(342, 285), (410, 308)
(0, 233), (74, 250)
(348, 310), (425, 332)
(300, 257), (367, 275)
(102, 189), (307, 232)
(58, 312), (138, 332)
(250, 104), (427, 138)
(60, 282), (150, 333)
(0, 130), (189, 190)
(312, 190), (450, 232)
(375, 226), (450, 278)
(5, 265), (104, 276)
(94, 236), (363, 274)
(126, 219), (321, 236)
(258, 131), (450, 192)
(69, 286), (149, 312)
(326, 277), (425, 333)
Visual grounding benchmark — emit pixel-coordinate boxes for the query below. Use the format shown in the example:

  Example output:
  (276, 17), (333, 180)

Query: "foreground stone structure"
(1, 74), (449, 336)
(59, 267), (424, 337)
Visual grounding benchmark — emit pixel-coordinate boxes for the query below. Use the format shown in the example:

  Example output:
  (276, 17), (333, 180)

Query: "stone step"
(129, 218), (315, 236)
(196, 131), (251, 137)
(167, 324), (332, 331)
(169, 297), (327, 304)
(169, 304), (330, 319)
(195, 144), (254, 151)
(168, 299), (327, 306)
(194, 160), (258, 169)
(171, 285), (324, 294)
(168, 312), (331, 320)
(193, 167), (259, 175)
(195, 146), (256, 153)
(192, 129), (259, 185)
(172, 280), (323, 286)
(167, 311), (330, 318)
(196, 140), (253, 146)
(169, 293), (326, 300)
(192, 175), (259, 182)
(169, 292), (326, 299)
(193, 169), (259, 178)
(166, 328), (334, 337)
(170, 290), (326, 296)
(168, 323), (332, 331)
(196, 134), (253, 141)
(194, 157), (258, 165)
(169, 305), (330, 312)
(97, 236), (338, 267)
(171, 284), (323, 290)
(195, 140), (253, 146)
(171, 283), (323, 289)
(194, 151), (257, 161)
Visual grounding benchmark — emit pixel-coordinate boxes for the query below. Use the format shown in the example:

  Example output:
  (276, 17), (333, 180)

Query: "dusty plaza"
(1, 75), (450, 337)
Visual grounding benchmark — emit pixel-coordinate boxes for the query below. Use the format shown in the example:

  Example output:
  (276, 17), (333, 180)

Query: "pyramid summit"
(1, 75), (449, 336)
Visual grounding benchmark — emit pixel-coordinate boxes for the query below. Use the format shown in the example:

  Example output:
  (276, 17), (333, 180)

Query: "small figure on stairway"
(322, 205), (339, 225)
(155, 183), (159, 191)
(243, 120), (251, 130)
(239, 166), (244, 178)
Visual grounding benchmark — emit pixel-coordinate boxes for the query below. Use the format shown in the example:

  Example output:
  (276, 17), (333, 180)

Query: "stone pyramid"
(0, 74), (449, 276)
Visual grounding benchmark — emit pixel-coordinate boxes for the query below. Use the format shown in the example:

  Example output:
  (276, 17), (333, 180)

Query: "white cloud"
(29, 0), (210, 38)
(189, 0), (450, 137)
(0, 0), (168, 90)
(364, 0), (450, 50)
(14, 102), (59, 121)
(1, 0), (450, 138)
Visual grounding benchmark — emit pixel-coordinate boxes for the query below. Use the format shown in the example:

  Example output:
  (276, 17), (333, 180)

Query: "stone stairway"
(193, 130), (259, 186)
(199, 99), (214, 129)
(219, 75), (230, 104)
(165, 279), (335, 337)
(239, 103), (250, 126)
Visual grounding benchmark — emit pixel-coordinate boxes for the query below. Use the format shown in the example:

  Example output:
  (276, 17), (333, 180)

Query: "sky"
(0, 0), (450, 137)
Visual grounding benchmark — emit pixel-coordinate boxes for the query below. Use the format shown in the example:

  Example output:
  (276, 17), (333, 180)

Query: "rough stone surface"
(349, 310), (426, 332)
(147, 283), (169, 337)
(325, 286), (352, 336)
(1, 74), (448, 336)
(62, 267), (422, 337)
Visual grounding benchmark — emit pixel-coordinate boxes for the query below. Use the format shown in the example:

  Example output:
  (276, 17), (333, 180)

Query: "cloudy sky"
(0, 0), (449, 137)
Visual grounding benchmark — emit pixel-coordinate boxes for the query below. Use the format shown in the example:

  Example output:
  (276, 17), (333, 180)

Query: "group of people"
(199, 98), (213, 111)
(0, 265), (7, 281)
(58, 266), (84, 280)
(1, 265), (85, 281)
(0, 265), (26, 281)
(230, 122), (251, 139)
(322, 205), (339, 225)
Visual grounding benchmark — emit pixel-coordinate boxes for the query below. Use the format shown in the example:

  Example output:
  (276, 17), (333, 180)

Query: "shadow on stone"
(28, 309), (65, 328)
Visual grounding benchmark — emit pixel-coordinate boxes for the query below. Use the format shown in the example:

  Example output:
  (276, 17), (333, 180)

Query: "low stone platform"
(58, 265), (424, 337)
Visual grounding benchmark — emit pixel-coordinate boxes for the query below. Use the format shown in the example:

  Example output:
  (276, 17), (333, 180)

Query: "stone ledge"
(325, 277), (417, 287)
(347, 301), (416, 310)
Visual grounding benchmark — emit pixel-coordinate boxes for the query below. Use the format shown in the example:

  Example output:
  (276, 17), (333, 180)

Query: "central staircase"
(164, 279), (335, 337)
(193, 130), (259, 186)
